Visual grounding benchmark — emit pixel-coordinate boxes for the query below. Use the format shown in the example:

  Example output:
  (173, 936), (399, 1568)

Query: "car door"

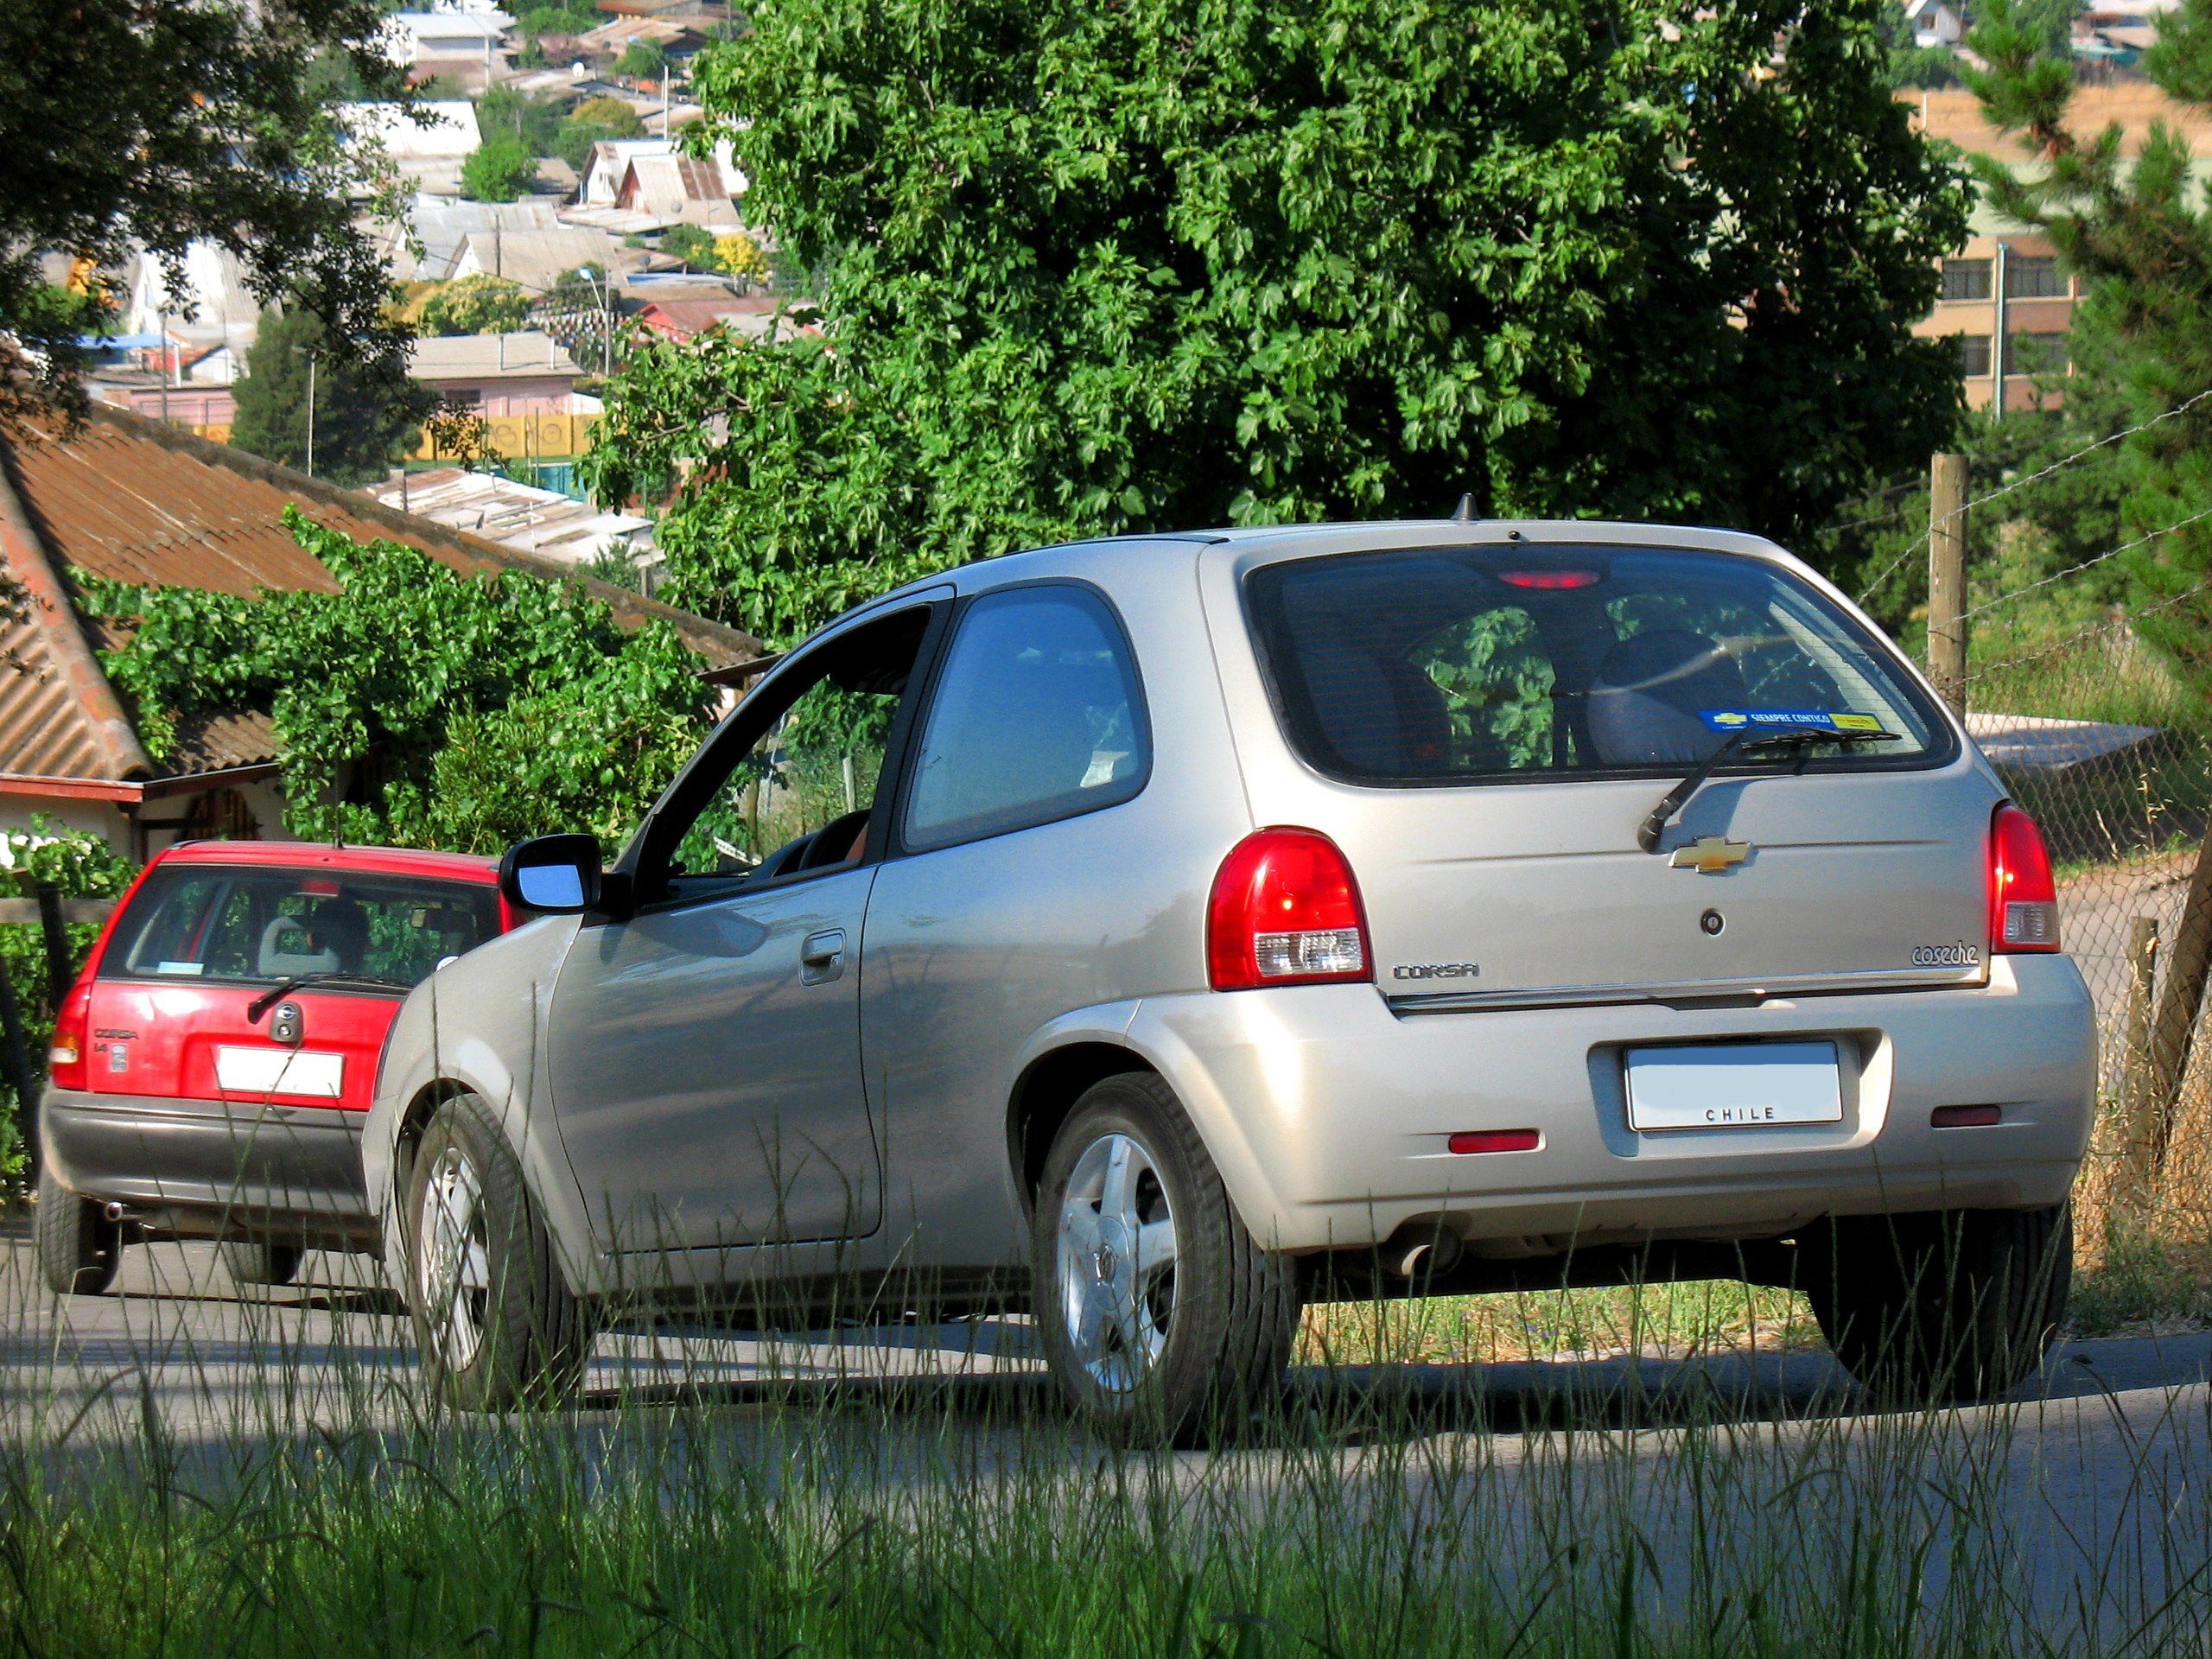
(544, 601), (943, 1257)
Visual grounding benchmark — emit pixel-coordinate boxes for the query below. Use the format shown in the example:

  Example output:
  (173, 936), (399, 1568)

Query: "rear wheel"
(219, 1239), (303, 1287)
(1032, 1073), (1300, 1441)
(1803, 1204), (2072, 1403)
(35, 1163), (124, 1296)
(404, 1092), (590, 1410)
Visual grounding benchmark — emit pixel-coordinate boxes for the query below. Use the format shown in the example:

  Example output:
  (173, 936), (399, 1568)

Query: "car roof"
(151, 841), (500, 884)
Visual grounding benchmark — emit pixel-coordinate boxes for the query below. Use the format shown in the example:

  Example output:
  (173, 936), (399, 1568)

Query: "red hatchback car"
(35, 841), (514, 1294)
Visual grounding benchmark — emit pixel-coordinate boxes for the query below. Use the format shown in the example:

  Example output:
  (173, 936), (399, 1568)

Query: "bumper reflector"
(1930, 1103), (2001, 1128)
(1448, 1129), (1541, 1154)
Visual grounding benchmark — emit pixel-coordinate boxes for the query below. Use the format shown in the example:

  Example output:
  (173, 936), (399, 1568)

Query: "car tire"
(1803, 1203), (2072, 1404)
(35, 1162), (124, 1297)
(404, 1092), (591, 1410)
(1032, 1072), (1301, 1441)
(220, 1239), (303, 1287)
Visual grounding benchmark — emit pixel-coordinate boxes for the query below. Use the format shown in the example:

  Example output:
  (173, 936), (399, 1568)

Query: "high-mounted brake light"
(48, 973), (93, 1092)
(1497, 570), (1602, 590)
(1990, 804), (2060, 953)
(1207, 828), (1371, 990)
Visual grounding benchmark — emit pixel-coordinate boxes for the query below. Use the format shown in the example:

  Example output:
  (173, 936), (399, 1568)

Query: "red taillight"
(1497, 569), (1602, 589)
(1206, 828), (1372, 991)
(48, 973), (92, 1092)
(1448, 1129), (1541, 1154)
(1990, 804), (2060, 953)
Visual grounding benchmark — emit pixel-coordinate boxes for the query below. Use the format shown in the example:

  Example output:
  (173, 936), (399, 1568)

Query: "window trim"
(885, 576), (1155, 860)
(1238, 540), (1961, 792)
(616, 594), (954, 915)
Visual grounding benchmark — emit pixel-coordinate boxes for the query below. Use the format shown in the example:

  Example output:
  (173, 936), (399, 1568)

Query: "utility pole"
(1928, 452), (1967, 717)
(306, 352), (316, 479)
(1991, 241), (2010, 416)
(157, 308), (171, 425)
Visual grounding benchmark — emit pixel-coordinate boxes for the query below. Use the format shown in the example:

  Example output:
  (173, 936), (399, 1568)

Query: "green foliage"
(419, 274), (534, 337)
(0, 0), (416, 419)
(556, 96), (650, 172)
(229, 308), (435, 486)
(475, 85), (568, 157)
(461, 136), (541, 203)
(618, 39), (668, 79)
(591, 0), (1969, 647)
(1965, 0), (2212, 702)
(0, 817), (136, 1178)
(518, 4), (601, 41)
(1875, 1), (1962, 86)
(79, 509), (719, 855)
(656, 223), (721, 271)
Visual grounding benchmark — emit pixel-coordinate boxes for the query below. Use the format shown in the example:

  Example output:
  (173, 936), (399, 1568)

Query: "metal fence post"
(1929, 453), (1968, 716)
(34, 881), (71, 1008)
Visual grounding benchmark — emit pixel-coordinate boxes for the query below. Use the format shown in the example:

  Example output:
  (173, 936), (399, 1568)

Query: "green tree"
(590, 0), (1970, 646)
(618, 39), (668, 80)
(420, 274), (533, 336)
(1965, 0), (2212, 696)
(476, 85), (567, 157)
(556, 95), (650, 172)
(81, 511), (719, 854)
(229, 308), (434, 486)
(1876, 0), (1963, 86)
(0, 0), (415, 418)
(461, 136), (540, 202)
(658, 223), (722, 271)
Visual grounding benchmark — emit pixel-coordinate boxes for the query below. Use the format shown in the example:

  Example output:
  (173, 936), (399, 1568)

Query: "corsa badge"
(1669, 836), (1752, 874)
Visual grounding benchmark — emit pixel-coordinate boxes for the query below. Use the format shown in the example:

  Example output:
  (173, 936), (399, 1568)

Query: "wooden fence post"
(2116, 915), (2161, 1210)
(1929, 453), (1968, 717)
(2148, 820), (2212, 1173)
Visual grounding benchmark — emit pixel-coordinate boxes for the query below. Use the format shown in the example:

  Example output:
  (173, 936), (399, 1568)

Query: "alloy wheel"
(1056, 1131), (1179, 1392)
(417, 1141), (492, 1372)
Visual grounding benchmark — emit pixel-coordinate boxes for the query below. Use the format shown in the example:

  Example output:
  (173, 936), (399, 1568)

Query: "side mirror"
(499, 834), (603, 914)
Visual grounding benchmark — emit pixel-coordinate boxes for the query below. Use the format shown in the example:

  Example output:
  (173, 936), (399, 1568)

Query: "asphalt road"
(5, 1235), (2210, 1636)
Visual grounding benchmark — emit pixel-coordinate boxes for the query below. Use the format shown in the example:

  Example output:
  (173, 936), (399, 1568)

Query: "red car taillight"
(1990, 804), (2060, 953)
(48, 973), (93, 1091)
(1207, 828), (1372, 990)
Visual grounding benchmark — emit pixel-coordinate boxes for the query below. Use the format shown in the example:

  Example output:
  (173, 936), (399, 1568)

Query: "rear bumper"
(40, 1090), (376, 1248)
(1127, 952), (2098, 1255)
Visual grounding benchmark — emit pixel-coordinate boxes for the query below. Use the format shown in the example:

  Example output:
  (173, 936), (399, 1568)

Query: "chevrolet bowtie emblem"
(1669, 836), (1752, 874)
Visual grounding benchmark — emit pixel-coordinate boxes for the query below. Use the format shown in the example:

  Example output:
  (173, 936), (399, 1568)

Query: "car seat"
(258, 915), (339, 978)
(1586, 629), (1753, 767)
(1303, 645), (1455, 774)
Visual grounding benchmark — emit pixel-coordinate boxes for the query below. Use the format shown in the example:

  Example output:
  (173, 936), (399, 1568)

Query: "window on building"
(1941, 258), (1992, 302)
(2004, 332), (2070, 374)
(1956, 334), (1993, 377)
(2005, 255), (2064, 298)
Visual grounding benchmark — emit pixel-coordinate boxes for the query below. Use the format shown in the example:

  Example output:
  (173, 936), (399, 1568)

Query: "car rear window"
(102, 865), (500, 988)
(1243, 543), (1948, 785)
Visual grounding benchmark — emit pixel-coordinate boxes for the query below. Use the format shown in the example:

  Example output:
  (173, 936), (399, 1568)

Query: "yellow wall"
(414, 410), (600, 463)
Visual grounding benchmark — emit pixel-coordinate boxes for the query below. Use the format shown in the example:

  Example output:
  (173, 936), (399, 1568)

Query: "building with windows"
(1912, 204), (2082, 412)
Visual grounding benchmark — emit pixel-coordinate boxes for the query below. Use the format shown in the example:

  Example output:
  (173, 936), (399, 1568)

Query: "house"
(115, 243), (264, 368)
(343, 100), (483, 197)
(379, 10), (516, 92)
(575, 137), (743, 211)
(1903, 0), (1965, 48)
(0, 403), (752, 860)
(378, 196), (565, 283)
(449, 226), (633, 289)
(408, 333), (602, 460)
(633, 294), (779, 344)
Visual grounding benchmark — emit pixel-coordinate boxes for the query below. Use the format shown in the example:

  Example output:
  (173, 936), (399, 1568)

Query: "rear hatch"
(1238, 538), (1994, 1007)
(86, 861), (503, 1110)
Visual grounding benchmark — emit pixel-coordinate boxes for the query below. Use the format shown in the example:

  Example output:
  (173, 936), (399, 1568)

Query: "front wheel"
(404, 1093), (591, 1410)
(1032, 1072), (1300, 1441)
(35, 1162), (123, 1296)
(1803, 1204), (2072, 1404)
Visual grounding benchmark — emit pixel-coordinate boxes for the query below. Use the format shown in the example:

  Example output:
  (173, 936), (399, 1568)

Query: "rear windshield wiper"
(1637, 725), (1904, 853)
(246, 972), (412, 1024)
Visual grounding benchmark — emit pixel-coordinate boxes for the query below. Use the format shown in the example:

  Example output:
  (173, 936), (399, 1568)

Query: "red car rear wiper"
(1637, 725), (1904, 854)
(246, 972), (413, 1024)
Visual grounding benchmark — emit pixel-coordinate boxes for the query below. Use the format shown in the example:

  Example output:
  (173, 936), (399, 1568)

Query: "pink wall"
(418, 375), (576, 418)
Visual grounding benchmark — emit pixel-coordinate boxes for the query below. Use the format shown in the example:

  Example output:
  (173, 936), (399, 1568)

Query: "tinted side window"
(904, 587), (1148, 851)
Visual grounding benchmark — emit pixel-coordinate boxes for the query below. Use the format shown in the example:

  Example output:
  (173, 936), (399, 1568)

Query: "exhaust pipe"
(1394, 1228), (1465, 1283)
(103, 1201), (127, 1223)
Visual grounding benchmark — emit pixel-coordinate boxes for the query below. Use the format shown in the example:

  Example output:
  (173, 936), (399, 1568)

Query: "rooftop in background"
(409, 332), (583, 382)
(363, 467), (656, 573)
(343, 101), (481, 162)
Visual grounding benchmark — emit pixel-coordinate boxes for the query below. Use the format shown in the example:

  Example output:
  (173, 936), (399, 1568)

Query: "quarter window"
(904, 587), (1148, 851)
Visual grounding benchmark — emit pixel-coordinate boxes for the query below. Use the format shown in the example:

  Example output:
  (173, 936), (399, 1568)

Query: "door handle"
(800, 928), (847, 982)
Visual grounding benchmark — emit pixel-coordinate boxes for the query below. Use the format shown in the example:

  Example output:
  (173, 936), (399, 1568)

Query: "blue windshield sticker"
(1700, 709), (1886, 734)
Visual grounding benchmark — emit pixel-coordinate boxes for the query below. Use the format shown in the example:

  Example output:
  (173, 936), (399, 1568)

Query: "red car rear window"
(101, 864), (500, 988)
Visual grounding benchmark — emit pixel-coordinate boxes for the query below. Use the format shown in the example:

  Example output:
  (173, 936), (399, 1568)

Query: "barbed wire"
(1963, 573), (2212, 684)
(1852, 387), (2212, 605)
(1959, 503), (2212, 625)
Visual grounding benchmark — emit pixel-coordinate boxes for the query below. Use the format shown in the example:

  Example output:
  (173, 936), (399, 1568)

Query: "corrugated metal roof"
(0, 404), (760, 792)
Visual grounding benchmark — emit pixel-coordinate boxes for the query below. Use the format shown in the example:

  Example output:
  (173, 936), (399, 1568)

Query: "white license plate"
(215, 1046), (345, 1099)
(1624, 1041), (1841, 1132)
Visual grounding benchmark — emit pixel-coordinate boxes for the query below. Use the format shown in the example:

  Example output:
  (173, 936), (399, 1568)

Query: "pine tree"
(230, 309), (434, 486)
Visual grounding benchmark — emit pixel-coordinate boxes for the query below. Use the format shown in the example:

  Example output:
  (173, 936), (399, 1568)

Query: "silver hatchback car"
(366, 519), (2095, 1427)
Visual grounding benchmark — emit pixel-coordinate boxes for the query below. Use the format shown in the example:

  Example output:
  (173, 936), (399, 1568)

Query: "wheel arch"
(1007, 1041), (1157, 1220)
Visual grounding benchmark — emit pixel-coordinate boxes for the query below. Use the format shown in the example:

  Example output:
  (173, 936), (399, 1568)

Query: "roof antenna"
(1450, 493), (1476, 522)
